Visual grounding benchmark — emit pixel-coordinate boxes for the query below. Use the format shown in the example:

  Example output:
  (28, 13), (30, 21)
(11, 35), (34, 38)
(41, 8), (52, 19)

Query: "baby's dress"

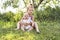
(22, 17), (32, 29)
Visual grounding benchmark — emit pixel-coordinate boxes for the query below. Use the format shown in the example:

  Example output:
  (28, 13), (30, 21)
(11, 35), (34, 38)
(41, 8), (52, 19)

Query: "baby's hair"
(27, 4), (33, 11)
(30, 4), (33, 6)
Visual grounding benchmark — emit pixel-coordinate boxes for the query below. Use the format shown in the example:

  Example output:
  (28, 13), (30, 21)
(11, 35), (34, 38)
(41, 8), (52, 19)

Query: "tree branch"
(23, 0), (27, 7)
(32, 0), (44, 8)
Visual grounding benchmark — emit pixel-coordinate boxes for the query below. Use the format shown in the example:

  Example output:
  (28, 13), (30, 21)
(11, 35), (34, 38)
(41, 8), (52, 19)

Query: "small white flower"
(49, 1), (56, 8)
(45, 3), (49, 8)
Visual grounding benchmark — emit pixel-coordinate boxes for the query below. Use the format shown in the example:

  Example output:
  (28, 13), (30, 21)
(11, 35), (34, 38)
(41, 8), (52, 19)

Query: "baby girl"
(21, 14), (33, 31)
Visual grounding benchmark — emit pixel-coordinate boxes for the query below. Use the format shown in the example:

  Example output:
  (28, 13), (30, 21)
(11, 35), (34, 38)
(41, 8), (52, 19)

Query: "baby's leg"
(16, 21), (21, 29)
(28, 27), (33, 31)
(35, 22), (40, 32)
(27, 25), (33, 31)
(21, 25), (25, 31)
(32, 22), (40, 33)
(16, 21), (20, 29)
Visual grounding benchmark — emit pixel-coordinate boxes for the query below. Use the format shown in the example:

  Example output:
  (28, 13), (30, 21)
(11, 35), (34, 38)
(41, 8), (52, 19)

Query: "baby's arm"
(31, 16), (34, 22)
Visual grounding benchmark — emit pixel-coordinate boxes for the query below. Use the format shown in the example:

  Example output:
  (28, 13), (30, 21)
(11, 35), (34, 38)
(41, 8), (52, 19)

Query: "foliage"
(0, 11), (14, 21)
(0, 11), (23, 22)
(34, 6), (60, 21)
(13, 11), (23, 22)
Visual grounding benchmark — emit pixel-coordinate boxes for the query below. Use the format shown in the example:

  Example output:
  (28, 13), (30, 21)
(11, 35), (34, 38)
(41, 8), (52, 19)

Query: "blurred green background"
(0, 0), (60, 40)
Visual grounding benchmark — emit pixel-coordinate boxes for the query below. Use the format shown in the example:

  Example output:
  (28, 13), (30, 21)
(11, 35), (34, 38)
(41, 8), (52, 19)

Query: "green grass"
(0, 20), (60, 40)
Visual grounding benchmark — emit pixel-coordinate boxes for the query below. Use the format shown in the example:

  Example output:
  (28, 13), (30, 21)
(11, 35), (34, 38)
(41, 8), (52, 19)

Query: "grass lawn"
(0, 20), (60, 40)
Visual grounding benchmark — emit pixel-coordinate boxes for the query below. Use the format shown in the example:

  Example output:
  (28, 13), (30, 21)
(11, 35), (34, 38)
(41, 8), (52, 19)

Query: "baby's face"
(24, 15), (29, 19)
(27, 5), (34, 15)
(28, 8), (33, 15)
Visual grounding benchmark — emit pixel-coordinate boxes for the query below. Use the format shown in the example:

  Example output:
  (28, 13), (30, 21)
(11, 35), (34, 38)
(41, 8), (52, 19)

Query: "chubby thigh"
(21, 25), (32, 30)
(25, 25), (32, 29)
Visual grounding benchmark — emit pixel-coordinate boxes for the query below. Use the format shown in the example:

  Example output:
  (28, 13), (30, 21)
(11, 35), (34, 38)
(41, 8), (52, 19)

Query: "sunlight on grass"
(0, 20), (60, 40)
(1, 33), (15, 40)
(0, 32), (35, 40)
(2, 22), (15, 29)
